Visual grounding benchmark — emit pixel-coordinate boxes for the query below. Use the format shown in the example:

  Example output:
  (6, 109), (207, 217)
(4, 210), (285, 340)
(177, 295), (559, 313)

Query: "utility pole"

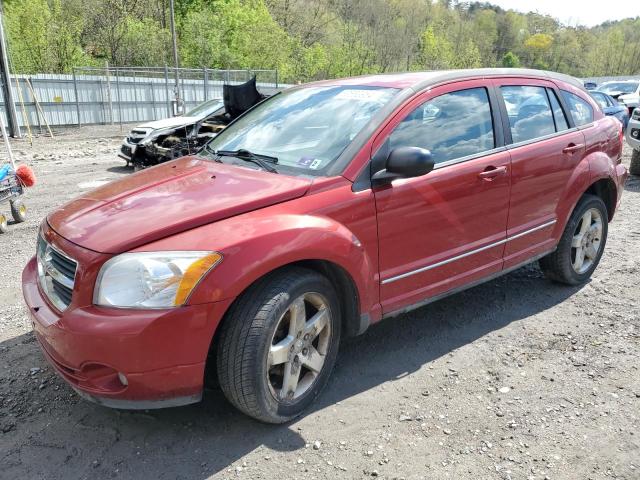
(168, 0), (182, 115)
(0, 2), (20, 138)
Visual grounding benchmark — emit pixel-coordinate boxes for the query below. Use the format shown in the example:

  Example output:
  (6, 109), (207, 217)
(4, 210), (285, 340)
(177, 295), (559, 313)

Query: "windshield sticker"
(335, 89), (389, 102)
(297, 156), (314, 167)
(309, 159), (323, 170)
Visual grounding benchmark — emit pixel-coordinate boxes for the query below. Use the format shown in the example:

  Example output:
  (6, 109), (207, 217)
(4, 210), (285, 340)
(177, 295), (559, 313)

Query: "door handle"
(562, 143), (584, 154)
(478, 165), (507, 180)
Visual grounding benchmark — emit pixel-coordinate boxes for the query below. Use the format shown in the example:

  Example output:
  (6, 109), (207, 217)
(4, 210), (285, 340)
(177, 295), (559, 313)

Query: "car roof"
(304, 68), (586, 92)
(600, 79), (639, 84)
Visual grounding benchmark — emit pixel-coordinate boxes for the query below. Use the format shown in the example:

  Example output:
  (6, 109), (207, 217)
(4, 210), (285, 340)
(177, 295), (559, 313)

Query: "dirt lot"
(0, 126), (638, 480)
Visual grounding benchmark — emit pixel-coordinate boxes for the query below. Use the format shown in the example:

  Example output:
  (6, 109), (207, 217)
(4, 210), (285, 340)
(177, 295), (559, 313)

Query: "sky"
(488, 0), (640, 27)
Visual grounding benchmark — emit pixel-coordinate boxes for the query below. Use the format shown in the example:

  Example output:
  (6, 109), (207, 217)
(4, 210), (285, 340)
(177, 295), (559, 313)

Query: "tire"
(216, 267), (341, 423)
(10, 199), (26, 223)
(0, 214), (7, 233)
(539, 194), (608, 285)
(630, 148), (640, 176)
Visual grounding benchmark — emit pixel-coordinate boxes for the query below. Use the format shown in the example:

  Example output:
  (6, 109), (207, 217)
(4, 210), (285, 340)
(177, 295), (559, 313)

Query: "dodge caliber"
(23, 69), (628, 423)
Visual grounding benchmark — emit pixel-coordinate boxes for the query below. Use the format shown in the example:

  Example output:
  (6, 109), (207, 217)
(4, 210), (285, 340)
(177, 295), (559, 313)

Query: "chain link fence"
(1, 67), (279, 131)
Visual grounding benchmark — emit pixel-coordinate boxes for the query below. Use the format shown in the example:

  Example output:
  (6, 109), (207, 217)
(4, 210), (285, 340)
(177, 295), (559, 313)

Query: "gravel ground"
(0, 126), (638, 480)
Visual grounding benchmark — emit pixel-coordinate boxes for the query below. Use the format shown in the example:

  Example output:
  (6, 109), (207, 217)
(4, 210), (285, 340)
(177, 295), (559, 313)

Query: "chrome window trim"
(505, 127), (580, 150)
(381, 219), (557, 285)
(432, 146), (508, 170)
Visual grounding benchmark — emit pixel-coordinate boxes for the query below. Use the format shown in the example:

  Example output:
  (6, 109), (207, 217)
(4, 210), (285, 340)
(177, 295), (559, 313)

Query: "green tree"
(502, 51), (521, 68)
(4, 0), (52, 73)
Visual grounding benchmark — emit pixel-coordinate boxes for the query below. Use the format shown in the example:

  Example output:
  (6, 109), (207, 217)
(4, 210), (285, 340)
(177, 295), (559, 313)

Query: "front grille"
(37, 235), (77, 311)
(127, 129), (150, 144)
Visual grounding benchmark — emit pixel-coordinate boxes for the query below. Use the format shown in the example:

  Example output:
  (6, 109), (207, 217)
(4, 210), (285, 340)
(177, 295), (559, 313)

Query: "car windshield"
(599, 82), (639, 94)
(202, 85), (398, 175)
(184, 99), (223, 117)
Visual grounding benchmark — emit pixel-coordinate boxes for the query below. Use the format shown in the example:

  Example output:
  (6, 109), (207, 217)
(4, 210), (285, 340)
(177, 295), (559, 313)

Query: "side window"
(547, 88), (569, 131)
(388, 88), (495, 165)
(500, 85), (556, 143)
(591, 92), (609, 110)
(561, 90), (594, 126)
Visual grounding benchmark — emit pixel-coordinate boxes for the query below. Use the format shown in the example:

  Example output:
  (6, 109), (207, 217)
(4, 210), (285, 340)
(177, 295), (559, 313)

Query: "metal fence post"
(105, 61), (114, 125)
(203, 67), (208, 101)
(149, 80), (155, 120)
(164, 64), (171, 116)
(275, 69), (278, 88)
(115, 70), (122, 130)
(72, 67), (81, 127)
(132, 70), (140, 121)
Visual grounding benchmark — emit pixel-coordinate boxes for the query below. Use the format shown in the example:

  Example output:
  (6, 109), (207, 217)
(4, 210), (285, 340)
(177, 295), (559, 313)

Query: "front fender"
(140, 213), (377, 313)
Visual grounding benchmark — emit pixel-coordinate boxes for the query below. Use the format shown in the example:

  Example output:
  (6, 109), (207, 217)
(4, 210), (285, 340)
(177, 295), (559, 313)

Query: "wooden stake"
(14, 76), (32, 146)
(26, 78), (53, 138)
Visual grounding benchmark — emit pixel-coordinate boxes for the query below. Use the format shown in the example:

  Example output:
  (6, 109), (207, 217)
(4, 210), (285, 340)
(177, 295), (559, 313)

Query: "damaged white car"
(119, 77), (269, 170)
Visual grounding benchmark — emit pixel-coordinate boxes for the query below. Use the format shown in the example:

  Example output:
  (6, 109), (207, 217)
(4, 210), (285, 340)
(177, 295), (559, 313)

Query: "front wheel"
(216, 267), (341, 423)
(630, 148), (640, 176)
(539, 194), (608, 285)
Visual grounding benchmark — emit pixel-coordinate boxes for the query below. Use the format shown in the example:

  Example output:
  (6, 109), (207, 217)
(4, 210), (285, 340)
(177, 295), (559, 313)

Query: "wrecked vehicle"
(119, 78), (267, 170)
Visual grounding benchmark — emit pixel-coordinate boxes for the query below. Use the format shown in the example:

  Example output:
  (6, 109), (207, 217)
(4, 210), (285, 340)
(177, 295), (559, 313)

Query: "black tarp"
(223, 77), (263, 119)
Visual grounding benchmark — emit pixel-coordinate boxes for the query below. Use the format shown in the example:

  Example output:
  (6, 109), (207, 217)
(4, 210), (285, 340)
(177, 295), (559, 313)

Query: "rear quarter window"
(561, 90), (594, 126)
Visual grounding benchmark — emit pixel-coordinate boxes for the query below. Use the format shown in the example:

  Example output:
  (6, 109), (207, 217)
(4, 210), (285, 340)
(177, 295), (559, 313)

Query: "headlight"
(94, 251), (222, 308)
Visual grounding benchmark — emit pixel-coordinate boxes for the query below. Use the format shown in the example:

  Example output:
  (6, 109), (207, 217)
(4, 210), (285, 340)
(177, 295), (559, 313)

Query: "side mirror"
(371, 146), (434, 184)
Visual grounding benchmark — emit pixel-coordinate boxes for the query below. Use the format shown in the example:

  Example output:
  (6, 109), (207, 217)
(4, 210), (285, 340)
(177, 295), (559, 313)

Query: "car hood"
(136, 116), (201, 131)
(48, 157), (312, 254)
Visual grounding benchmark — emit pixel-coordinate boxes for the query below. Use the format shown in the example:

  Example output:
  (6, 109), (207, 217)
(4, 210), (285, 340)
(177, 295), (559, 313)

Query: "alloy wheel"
(571, 207), (603, 274)
(267, 292), (332, 402)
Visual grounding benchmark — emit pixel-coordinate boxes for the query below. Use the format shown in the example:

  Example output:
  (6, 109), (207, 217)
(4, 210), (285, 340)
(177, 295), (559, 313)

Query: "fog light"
(118, 372), (128, 386)
(632, 129), (639, 138)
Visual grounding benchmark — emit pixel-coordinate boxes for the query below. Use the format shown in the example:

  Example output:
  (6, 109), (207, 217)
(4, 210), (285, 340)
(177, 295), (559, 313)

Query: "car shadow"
(106, 165), (133, 174)
(624, 174), (640, 193)
(1, 263), (583, 479)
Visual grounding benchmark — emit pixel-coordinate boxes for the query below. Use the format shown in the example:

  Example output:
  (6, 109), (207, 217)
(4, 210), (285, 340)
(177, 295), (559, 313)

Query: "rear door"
(373, 80), (511, 315)
(494, 79), (588, 269)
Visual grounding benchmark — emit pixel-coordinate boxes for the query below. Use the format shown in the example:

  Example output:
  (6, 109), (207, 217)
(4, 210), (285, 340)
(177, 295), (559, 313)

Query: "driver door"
(373, 81), (511, 315)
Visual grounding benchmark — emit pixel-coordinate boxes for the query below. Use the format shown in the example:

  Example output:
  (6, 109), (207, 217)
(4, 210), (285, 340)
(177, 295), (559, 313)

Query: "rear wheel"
(10, 199), (26, 223)
(216, 268), (341, 423)
(630, 148), (640, 176)
(539, 194), (608, 285)
(0, 214), (7, 233)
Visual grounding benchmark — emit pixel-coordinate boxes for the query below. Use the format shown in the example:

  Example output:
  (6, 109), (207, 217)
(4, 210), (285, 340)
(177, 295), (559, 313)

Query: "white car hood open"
(135, 116), (201, 131)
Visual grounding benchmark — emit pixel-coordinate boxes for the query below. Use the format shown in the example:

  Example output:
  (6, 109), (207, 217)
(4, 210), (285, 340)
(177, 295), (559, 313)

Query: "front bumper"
(118, 141), (136, 162)
(626, 117), (640, 150)
(22, 256), (233, 409)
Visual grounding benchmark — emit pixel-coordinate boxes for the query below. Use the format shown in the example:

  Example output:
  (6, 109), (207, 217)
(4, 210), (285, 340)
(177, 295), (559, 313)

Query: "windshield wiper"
(215, 149), (279, 173)
(201, 143), (222, 162)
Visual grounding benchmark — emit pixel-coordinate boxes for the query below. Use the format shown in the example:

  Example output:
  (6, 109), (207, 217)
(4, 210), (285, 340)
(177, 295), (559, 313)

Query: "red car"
(23, 69), (627, 423)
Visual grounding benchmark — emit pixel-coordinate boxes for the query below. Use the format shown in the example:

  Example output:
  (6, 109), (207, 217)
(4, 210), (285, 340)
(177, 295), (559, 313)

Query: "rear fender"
(556, 150), (618, 238)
